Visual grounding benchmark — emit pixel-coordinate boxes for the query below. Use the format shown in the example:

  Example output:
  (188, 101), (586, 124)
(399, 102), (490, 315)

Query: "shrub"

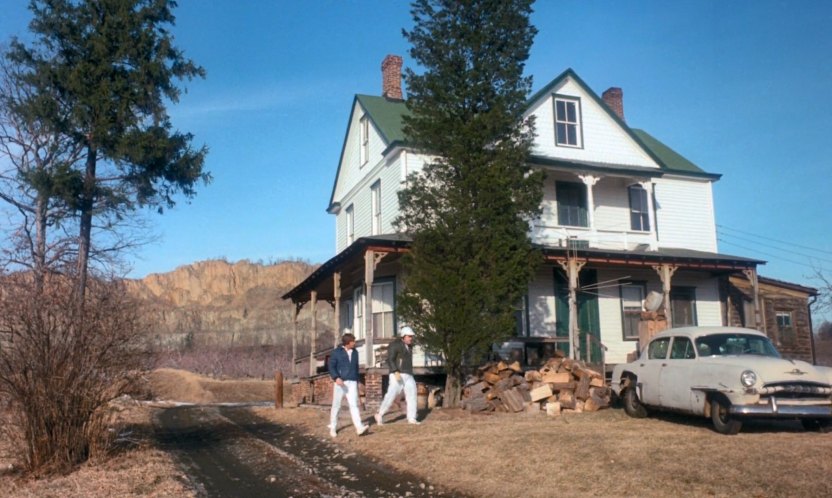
(0, 275), (149, 475)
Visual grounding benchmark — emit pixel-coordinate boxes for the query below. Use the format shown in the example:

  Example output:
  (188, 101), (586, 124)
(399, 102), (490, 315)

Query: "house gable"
(328, 96), (409, 213)
(526, 69), (660, 169)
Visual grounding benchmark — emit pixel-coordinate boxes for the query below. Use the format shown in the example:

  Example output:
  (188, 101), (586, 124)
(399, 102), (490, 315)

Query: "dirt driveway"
(154, 405), (453, 498)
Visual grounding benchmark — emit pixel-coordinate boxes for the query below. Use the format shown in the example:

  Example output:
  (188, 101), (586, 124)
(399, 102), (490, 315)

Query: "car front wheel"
(711, 398), (742, 435)
(623, 386), (648, 418)
(801, 418), (832, 433)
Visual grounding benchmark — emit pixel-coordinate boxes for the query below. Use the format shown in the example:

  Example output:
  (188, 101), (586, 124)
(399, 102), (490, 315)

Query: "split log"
(498, 369), (515, 380)
(590, 376), (606, 388)
(584, 394), (610, 412)
(530, 384), (553, 402)
(546, 401), (562, 417)
(541, 371), (572, 384)
(483, 371), (502, 385)
(500, 388), (526, 412)
(525, 370), (543, 383)
(548, 382), (577, 392)
(575, 374), (592, 401)
(509, 361), (522, 373)
(464, 397), (489, 412)
(559, 390), (576, 409)
(496, 361), (510, 372)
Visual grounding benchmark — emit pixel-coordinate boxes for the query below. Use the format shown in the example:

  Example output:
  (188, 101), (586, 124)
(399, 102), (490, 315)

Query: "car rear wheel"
(623, 386), (648, 418)
(801, 418), (832, 433)
(711, 398), (742, 435)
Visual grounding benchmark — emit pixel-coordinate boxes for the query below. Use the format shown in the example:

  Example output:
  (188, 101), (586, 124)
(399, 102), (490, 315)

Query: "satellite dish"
(644, 291), (663, 312)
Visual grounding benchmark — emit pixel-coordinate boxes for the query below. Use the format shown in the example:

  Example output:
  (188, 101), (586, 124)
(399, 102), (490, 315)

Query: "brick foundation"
(364, 368), (385, 411)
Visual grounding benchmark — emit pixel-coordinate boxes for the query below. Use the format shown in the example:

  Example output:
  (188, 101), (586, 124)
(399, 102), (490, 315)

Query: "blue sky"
(1, 1), (831, 305)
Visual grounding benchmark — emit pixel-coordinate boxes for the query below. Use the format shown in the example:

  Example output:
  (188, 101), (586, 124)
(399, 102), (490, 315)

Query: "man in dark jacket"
(374, 326), (420, 425)
(328, 333), (369, 437)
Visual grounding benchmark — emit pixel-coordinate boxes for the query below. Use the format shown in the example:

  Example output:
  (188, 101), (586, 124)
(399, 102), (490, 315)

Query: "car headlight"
(740, 370), (757, 387)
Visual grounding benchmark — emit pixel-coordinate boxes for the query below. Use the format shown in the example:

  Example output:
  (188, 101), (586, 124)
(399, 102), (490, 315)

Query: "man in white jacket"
(374, 326), (420, 425)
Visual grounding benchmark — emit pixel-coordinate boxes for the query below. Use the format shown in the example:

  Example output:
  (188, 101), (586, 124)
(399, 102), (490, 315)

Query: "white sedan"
(611, 326), (832, 434)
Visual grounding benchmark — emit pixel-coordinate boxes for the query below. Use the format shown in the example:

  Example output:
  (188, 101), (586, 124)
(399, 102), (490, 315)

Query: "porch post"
(742, 268), (764, 332)
(333, 272), (341, 348)
(291, 302), (299, 379)
(653, 264), (678, 326)
(579, 174), (599, 234)
(309, 290), (317, 377)
(364, 249), (375, 367)
(558, 258), (586, 361)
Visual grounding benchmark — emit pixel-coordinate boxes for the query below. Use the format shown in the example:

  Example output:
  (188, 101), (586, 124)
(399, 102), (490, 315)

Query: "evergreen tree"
(396, 0), (543, 406)
(6, 0), (209, 300)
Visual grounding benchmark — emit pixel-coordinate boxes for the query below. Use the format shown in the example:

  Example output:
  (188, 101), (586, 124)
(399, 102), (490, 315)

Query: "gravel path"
(154, 405), (452, 498)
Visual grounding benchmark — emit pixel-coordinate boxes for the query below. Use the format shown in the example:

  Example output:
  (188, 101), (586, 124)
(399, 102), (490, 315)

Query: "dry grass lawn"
(149, 368), (278, 403)
(256, 405), (832, 498)
(0, 403), (194, 498)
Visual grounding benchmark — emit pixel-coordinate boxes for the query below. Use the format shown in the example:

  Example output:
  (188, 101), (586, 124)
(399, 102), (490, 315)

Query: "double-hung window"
(554, 97), (581, 147)
(359, 115), (369, 166)
(628, 185), (650, 232)
(371, 280), (395, 338)
(556, 181), (588, 227)
(345, 204), (354, 245)
(620, 283), (646, 340)
(371, 180), (381, 235)
(353, 287), (364, 339)
(776, 311), (794, 344)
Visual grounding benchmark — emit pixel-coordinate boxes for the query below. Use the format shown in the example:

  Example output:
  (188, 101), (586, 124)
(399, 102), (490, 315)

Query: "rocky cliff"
(128, 259), (332, 349)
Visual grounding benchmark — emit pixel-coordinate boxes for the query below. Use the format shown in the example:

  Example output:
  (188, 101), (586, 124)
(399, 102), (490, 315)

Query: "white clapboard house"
(283, 55), (775, 382)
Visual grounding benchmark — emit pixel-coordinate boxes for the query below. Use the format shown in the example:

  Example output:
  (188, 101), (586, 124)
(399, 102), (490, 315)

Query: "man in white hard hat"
(374, 326), (420, 425)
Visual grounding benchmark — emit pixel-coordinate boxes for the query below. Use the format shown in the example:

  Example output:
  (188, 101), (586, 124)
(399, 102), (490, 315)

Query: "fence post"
(275, 370), (284, 409)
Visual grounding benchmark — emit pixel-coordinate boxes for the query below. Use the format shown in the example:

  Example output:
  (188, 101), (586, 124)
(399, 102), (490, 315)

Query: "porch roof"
(542, 245), (765, 270)
(281, 234), (410, 302)
(283, 233), (766, 303)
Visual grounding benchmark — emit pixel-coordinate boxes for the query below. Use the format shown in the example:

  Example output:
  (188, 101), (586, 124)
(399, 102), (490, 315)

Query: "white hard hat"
(400, 326), (415, 337)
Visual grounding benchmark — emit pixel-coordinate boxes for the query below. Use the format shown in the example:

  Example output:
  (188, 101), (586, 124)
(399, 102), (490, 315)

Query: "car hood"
(698, 356), (832, 385)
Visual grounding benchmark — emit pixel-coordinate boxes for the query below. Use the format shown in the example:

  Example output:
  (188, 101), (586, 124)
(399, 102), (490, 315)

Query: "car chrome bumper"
(730, 397), (832, 418)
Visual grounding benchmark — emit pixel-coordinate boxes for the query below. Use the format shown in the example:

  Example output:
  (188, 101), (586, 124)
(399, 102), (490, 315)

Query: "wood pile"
(460, 357), (610, 416)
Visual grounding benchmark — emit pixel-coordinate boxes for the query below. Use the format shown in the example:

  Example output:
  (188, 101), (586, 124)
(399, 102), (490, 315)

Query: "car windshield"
(694, 333), (781, 358)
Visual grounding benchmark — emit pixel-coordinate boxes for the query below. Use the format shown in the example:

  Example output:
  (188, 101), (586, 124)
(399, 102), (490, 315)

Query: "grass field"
(257, 404), (832, 498)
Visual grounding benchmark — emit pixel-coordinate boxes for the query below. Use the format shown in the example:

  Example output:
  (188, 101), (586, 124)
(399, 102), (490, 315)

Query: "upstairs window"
(346, 204), (354, 244)
(556, 181), (588, 227)
(628, 185), (650, 232)
(554, 97), (581, 147)
(359, 115), (369, 166)
(371, 180), (381, 235)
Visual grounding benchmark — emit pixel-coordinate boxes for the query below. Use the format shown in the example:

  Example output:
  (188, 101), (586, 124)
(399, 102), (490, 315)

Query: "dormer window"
(359, 115), (369, 166)
(554, 97), (581, 148)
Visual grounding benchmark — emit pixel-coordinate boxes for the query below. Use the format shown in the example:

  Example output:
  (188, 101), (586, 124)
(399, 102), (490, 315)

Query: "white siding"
(526, 78), (660, 168)
(528, 266), (557, 337)
(654, 176), (718, 252)
(332, 101), (389, 208)
(531, 172), (656, 250)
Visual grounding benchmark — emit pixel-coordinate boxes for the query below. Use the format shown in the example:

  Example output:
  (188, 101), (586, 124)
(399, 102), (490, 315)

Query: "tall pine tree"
(7, 0), (208, 300)
(396, 0), (543, 406)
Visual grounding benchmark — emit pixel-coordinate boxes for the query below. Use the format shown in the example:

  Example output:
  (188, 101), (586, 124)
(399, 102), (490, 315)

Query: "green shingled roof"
(355, 94), (409, 145)
(631, 129), (710, 176)
(351, 77), (718, 179)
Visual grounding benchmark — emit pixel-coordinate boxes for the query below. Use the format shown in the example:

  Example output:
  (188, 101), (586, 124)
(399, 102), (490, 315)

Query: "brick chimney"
(381, 54), (403, 100)
(602, 87), (624, 121)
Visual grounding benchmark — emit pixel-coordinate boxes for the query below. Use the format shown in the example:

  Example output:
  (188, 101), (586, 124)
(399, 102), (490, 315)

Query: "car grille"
(758, 382), (832, 398)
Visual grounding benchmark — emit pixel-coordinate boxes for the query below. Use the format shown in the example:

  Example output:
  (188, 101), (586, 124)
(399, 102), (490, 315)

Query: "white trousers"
(378, 373), (418, 422)
(330, 380), (365, 433)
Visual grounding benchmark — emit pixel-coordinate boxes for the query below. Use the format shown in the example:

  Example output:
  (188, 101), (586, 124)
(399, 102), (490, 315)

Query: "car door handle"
(661, 363), (667, 367)
(639, 363), (645, 367)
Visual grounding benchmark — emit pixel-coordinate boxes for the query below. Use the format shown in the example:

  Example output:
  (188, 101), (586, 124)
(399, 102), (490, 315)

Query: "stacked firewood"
(460, 357), (611, 416)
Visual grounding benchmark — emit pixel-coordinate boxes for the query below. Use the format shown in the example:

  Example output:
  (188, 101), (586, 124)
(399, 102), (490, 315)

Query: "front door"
(555, 268), (602, 363)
